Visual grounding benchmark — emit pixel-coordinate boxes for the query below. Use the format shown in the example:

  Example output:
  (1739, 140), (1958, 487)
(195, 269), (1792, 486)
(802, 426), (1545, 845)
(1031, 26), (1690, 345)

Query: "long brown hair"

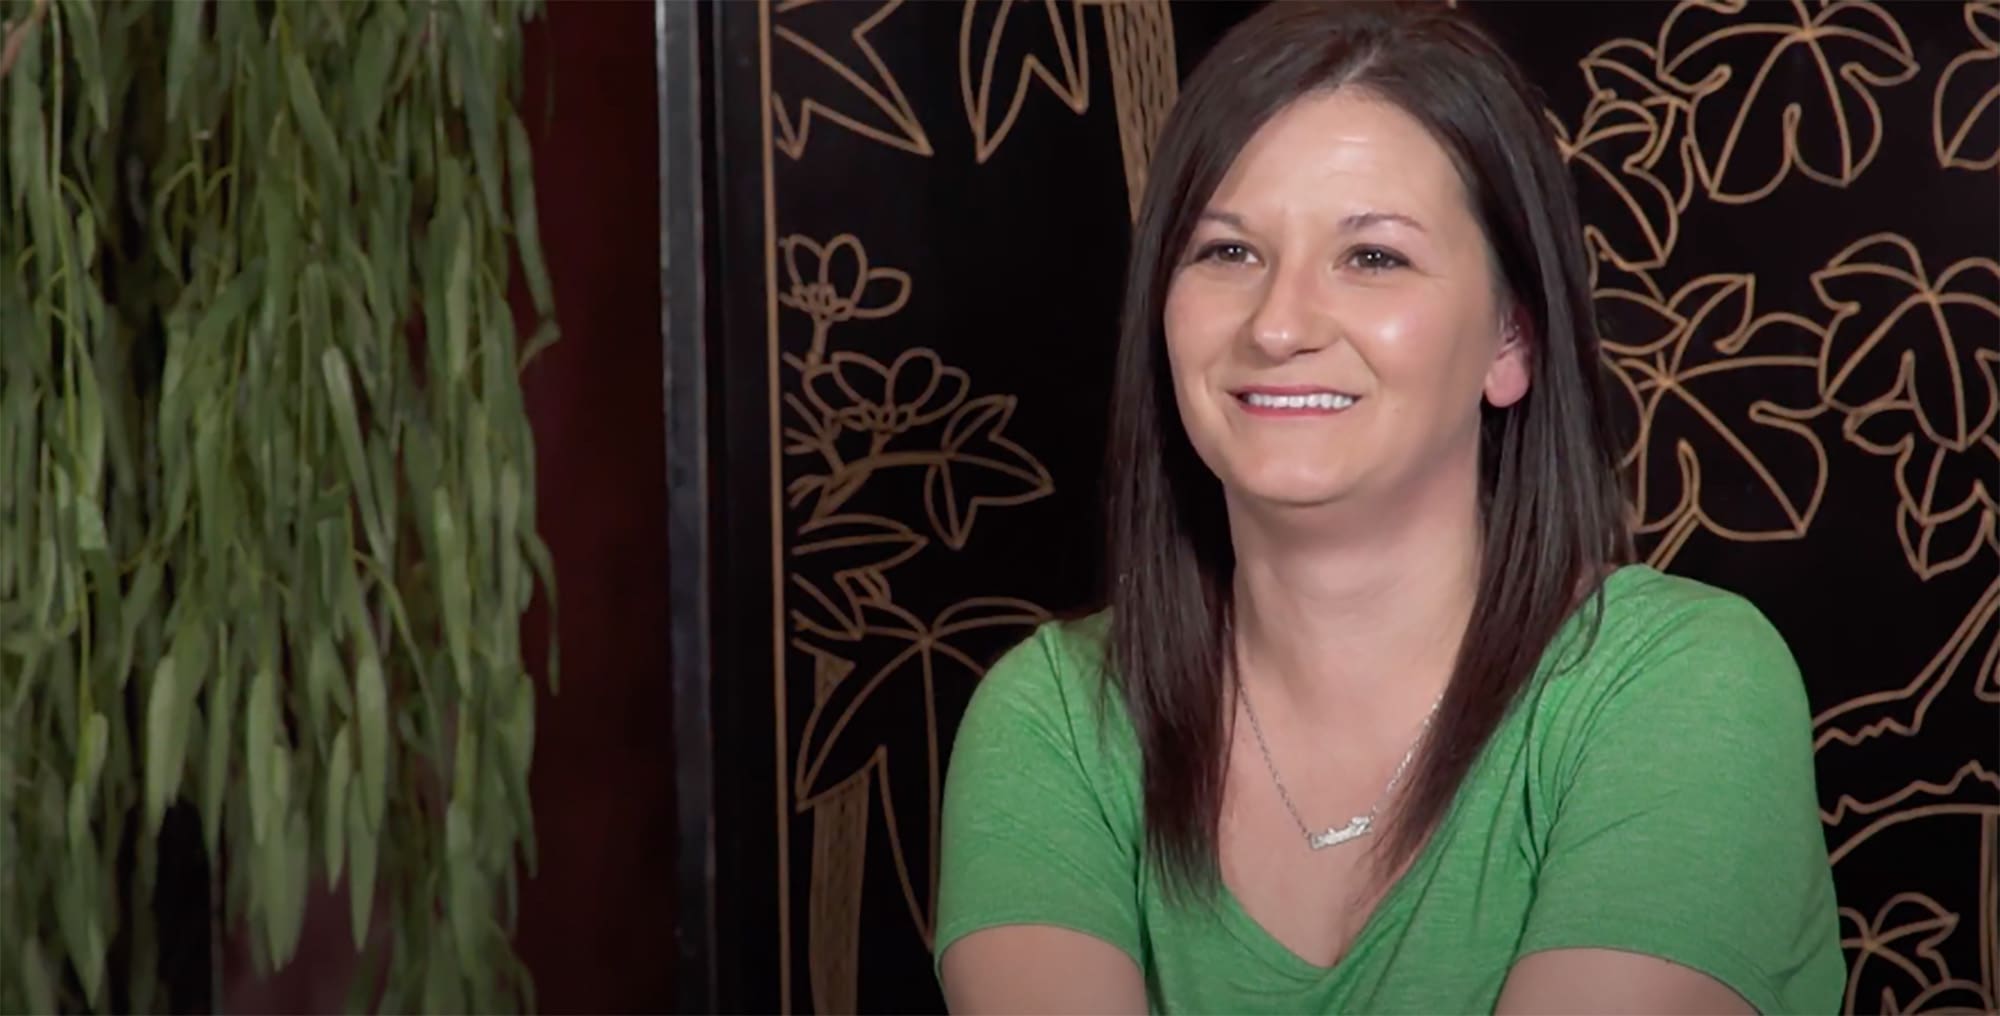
(1104, 0), (1632, 897)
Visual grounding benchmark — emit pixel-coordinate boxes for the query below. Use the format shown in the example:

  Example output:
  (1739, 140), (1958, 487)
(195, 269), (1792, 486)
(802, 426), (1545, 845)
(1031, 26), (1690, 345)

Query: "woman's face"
(1163, 88), (1529, 515)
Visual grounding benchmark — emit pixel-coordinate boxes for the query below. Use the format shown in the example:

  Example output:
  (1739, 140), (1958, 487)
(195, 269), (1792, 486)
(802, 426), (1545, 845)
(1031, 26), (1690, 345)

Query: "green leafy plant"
(1, 0), (557, 1010)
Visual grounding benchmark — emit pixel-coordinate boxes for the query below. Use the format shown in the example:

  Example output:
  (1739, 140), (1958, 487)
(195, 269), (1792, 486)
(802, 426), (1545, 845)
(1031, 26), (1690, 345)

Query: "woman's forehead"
(1206, 90), (1474, 233)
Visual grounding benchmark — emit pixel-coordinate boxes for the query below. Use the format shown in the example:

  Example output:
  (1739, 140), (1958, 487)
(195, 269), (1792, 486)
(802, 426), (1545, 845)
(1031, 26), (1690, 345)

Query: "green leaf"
(285, 54), (347, 191)
(116, 559), (163, 679)
(195, 262), (265, 351)
(506, 115), (554, 315)
(469, 413), (494, 570)
(424, 928), (466, 1015)
(305, 632), (339, 737)
(79, 712), (109, 794)
(32, 535), (57, 627)
(69, 712), (108, 847)
(74, 344), (105, 497)
(143, 656), (184, 834)
(445, 233), (471, 381)
(73, 495), (108, 554)
(521, 319), (561, 370)
(499, 675), (537, 872)
(165, 0), (204, 120)
(446, 801), (483, 969)
(75, 204), (99, 273)
(452, 715), (479, 808)
(434, 489), (473, 698)
(350, 10), (398, 138)
(57, 863), (106, 1007)
(366, 430), (400, 565)
(202, 659), (240, 854)
(355, 649), (388, 830)
(272, 810), (309, 964)
(246, 667), (277, 844)
(458, 15), (506, 223)
(345, 781), (377, 949)
(321, 348), (385, 559)
(62, 0), (111, 128)
(525, 530), (559, 692)
(499, 464), (525, 612)
(325, 727), (353, 881)
(4, 20), (42, 193)
(256, 808), (285, 965)
(257, 188), (296, 340)
(18, 939), (56, 1015)
(271, 743), (292, 816)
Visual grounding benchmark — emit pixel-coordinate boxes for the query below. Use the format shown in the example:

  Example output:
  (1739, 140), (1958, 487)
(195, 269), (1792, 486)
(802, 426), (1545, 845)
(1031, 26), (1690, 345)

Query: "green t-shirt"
(934, 565), (1844, 1014)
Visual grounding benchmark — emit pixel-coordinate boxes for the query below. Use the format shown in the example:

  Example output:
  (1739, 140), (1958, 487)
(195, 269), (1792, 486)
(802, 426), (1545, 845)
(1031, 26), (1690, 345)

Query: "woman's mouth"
(1234, 389), (1360, 412)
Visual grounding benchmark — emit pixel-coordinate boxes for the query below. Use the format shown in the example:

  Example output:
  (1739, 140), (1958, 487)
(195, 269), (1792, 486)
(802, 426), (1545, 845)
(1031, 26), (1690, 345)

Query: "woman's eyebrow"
(1195, 208), (1429, 233)
(1341, 209), (1427, 234)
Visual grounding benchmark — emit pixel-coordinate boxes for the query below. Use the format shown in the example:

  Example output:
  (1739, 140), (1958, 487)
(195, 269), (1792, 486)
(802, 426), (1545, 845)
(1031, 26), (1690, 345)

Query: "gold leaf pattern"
(1812, 234), (2000, 452)
(922, 395), (1054, 550)
(1552, 36), (1701, 272)
(1657, 0), (1918, 202)
(1603, 272), (1830, 566)
(1841, 892), (1999, 1016)
(960, 0), (1091, 163)
(1846, 392), (2000, 580)
(792, 597), (1048, 943)
(1934, 1), (2000, 171)
(773, 0), (935, 159)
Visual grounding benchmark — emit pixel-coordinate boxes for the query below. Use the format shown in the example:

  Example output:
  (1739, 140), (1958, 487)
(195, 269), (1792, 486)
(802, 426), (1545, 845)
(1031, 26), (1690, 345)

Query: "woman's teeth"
(1241, 392), (1356, 410)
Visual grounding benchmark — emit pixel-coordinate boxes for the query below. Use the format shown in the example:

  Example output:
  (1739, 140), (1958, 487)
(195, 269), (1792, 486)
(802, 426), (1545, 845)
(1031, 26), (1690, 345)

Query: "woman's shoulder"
(1537, 564), (1809, 728)
(1573, 565), (1796, 666)
(959, 610), (1136, 755)
(977, 610), (1113, 692)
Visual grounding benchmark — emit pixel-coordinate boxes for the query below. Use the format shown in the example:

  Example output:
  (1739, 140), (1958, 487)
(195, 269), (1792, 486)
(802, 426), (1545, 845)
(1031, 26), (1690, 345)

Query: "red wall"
(514, 1), (675, 1010)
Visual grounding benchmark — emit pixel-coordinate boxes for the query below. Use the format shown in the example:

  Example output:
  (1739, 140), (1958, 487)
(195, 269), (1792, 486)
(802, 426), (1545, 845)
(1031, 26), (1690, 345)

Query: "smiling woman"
(932, 2), (1845, 1013)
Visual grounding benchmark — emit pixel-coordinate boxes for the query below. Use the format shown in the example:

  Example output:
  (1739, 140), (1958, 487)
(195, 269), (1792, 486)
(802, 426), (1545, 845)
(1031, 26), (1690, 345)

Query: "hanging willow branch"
(1, 0), (558, 1010)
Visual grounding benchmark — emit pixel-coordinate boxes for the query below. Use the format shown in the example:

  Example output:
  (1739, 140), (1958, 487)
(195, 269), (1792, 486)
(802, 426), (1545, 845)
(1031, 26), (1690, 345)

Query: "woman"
(933, 2), (1843, 1013)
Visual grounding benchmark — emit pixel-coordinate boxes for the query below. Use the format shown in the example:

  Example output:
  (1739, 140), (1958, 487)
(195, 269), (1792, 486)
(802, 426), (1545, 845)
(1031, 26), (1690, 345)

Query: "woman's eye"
(1350, 247), (1407, 272)
(1196, 242), (1255, 266)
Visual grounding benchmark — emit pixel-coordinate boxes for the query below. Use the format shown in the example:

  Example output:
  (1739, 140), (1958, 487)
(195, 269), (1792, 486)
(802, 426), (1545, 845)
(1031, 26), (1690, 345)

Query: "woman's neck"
(1225, 479), (1483, 725)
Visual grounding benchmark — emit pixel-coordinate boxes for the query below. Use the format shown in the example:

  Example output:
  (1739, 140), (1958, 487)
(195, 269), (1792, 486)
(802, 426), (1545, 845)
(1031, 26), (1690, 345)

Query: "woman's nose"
(1246, 260), (1331, 361)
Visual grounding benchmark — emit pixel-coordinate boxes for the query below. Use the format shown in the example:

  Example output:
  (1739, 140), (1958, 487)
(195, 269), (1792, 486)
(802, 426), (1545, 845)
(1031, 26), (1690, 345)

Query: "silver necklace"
(1237, 683), (1444, 850)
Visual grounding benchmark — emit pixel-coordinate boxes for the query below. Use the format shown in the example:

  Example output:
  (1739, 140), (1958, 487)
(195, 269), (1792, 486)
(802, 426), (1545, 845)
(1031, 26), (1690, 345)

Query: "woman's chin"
(1224, 472), (1358, 512)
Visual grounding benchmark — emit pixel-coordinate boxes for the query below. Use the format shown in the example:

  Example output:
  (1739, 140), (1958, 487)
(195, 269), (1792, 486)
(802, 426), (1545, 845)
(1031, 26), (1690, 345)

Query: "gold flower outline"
(779, 233), (913, 367)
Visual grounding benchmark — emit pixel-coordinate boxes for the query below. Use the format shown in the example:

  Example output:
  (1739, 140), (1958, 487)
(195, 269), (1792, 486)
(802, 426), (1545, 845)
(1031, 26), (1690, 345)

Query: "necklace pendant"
(1308, 815), (1372, 850)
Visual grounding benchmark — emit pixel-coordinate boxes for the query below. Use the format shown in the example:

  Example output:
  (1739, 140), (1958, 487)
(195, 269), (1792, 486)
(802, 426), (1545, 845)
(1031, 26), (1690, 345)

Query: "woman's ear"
(1483, 307), (1532, 409)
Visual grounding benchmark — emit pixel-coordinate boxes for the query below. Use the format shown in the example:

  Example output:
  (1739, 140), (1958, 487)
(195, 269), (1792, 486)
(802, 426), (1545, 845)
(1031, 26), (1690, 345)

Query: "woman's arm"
(1497, 948), (1756, 1015)
(940, 925), (1149, 1014)
(1502, 593), (1844, 1014)
(933, 623), (1150, 1013)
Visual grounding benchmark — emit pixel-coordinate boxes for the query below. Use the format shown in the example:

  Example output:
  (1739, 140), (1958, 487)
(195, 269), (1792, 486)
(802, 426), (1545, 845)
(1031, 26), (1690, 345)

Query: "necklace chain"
(1237, 681), (1444, 851)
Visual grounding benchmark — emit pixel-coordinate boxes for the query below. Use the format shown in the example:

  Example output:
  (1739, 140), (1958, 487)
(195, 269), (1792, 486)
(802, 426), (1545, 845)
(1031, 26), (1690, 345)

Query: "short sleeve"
(1516, 597), (1845, 1014)
(932, 623), (1144, 973)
